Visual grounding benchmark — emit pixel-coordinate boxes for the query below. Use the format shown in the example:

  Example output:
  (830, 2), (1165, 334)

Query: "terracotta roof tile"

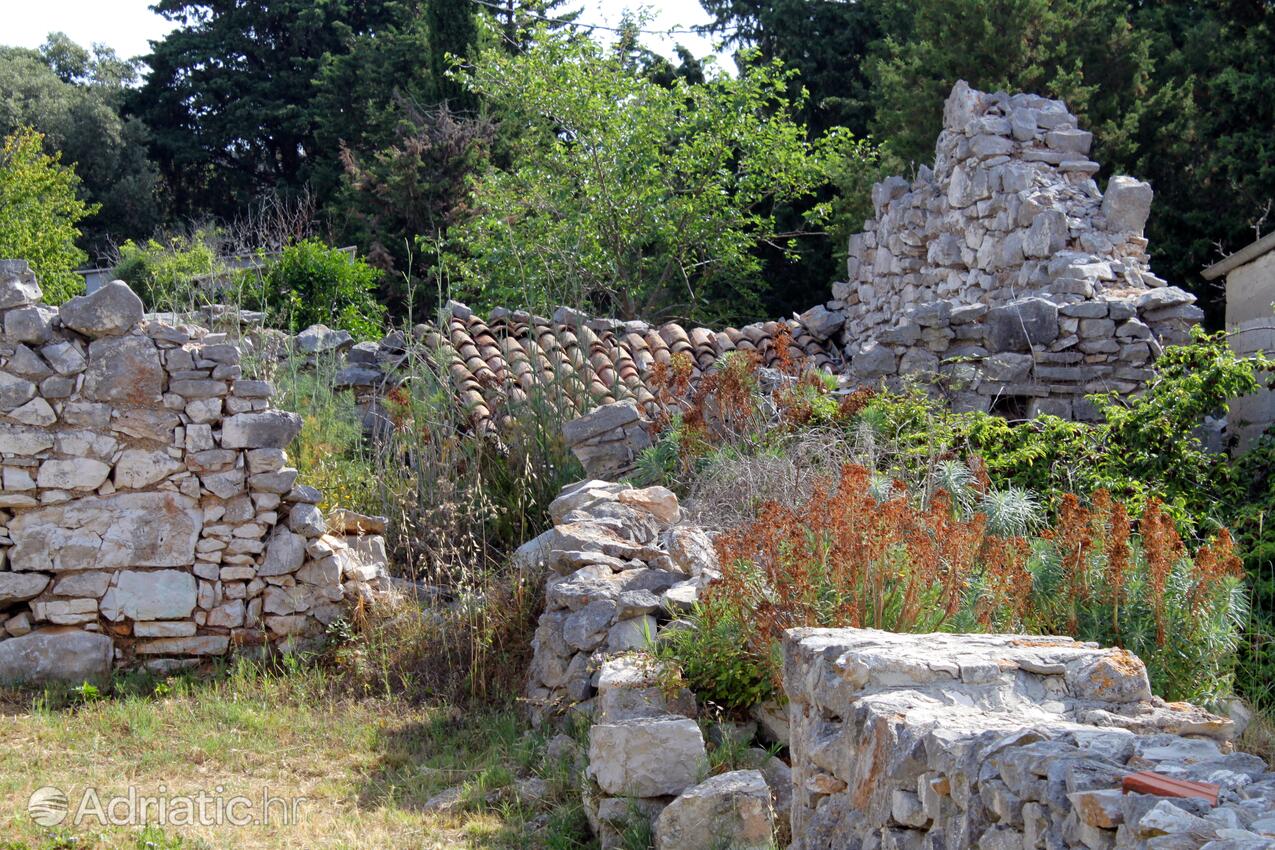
(408, 307), (842, 433)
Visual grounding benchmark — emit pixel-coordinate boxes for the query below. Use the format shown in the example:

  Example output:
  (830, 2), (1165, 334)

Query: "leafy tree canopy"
(0, 127), (98, 303)
(447, 26), (876, 323)
(0, 35), (163, 256)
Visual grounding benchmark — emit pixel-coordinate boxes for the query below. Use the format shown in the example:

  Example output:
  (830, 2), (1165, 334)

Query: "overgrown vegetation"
(0, 126), (95, 303)
(449, 27), (876, 322)
(642, 335), (1272, 712)
(261, 239), (385, 338)
(663, 464), (1246, 707)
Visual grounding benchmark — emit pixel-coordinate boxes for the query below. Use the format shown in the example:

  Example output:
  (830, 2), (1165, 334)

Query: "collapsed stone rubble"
(286, 81), (1206, 446)
(0, 261), (391, 683)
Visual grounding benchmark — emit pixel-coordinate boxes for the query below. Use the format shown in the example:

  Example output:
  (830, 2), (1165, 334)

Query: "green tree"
(698, 0), (902, 136)
(0, 127), (98, 303)
(1129, 0), (1275, 321)
(448, 29), (873, 322)
(867, 0), (1154, 171)
(335, 102), (493, 305)
(134, 0), (444, 220)
(0, 36), (163, 255)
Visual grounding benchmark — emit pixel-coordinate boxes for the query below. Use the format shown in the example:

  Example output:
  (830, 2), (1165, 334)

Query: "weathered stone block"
(10, 493), (202, 572)
(220, 411), (303, 449)
(654, 770), (775, 850)
(589, 716), (708, 798)
(0, 629), (113, 685)
(987, 299), (1059, 352)
(82, 335), (164, 404)
(58, 280), (144, 338)
(100, 570), (198, 621)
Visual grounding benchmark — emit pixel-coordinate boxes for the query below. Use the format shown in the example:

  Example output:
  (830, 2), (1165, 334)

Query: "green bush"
(656, 594), (776, 710)
(262, 239), (385, 339)
(0, 126), (96, 304)
(112, 230), (218, 310)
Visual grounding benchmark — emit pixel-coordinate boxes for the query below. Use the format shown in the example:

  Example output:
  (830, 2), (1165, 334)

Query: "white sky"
(1, 0), (731, 70)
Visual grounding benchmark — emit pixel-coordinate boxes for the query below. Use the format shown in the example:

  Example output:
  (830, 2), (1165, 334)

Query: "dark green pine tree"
(698, 0), (901, 136)
(131, 0), (429, 220)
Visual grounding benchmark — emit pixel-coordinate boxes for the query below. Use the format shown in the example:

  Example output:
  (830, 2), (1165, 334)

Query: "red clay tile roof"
(430, 308), (843, 434)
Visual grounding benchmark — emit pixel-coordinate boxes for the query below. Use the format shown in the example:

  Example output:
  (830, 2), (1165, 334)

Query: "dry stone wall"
(797, 81), (1204, 419)
(0, 261), (388, 683)
(784, 628), (1275, 850)
(521, 477), (717, 724)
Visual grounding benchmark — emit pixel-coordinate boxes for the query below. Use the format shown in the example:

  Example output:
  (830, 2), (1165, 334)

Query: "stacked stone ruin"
(521, 478), (717, 722)
(801, 80), (1203, 419)
(784, 629), (1275, 850)
(524, 474), (1275, 850)
(318, 81), (1206, 438)
(0, 261), (389, 683)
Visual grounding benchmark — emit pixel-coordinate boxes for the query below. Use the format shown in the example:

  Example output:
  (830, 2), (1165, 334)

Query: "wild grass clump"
(256, 300), (588, 702)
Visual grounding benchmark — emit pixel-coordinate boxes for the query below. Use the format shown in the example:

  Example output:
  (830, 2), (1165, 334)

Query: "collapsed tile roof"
(412, 304), (843, 434)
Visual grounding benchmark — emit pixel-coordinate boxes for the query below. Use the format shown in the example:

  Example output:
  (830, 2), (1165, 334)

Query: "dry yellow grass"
(0, 661), (591, 850)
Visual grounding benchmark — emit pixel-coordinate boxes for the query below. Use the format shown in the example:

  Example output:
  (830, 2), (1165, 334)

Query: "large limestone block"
(0, 628), (113, 685)
(220, 411), (302, 449)
(596, 655), (696, 723)
(296, 324), (353, 354)
(114, 448), (185, 489)
(58, 280), (144, 337)
(548, 480), (627, 524)
(562, 400), (641, 445)
(0, 572), (51, 606)
(987, 298), (1059, 352)
(334, 534), (389, 582)
(0, 424), (53, 455)
(135, 635), (230, 656)
(4, 305), (56, 343)
(588, 716), (708, 798)
(36, 458), (112, 491)
(0, 259), (41, 308)
(653, 770), (775, 850)
(0, 371), (37, 410)
(617, 486), (679, 526)
(82, 335), (164, 404)
(258, 529), (306, 577)
(1101, 176), (1153, 235)
(10, 492), (201, 571)
(100, 570), (198, 621)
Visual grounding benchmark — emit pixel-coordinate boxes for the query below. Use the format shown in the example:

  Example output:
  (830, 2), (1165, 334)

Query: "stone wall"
(521, 477), (716, 725)
(797, 81), (1204, 418)
(0, 261), (387, 683)
(525, 472), (1275, 850)
(784, 628), (1275, 850)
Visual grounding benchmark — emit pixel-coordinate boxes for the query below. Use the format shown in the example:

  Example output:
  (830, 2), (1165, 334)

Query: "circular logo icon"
(28, 786), (68, 826)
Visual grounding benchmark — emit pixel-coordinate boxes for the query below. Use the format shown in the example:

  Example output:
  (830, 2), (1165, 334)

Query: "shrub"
(0, 126), (96, 303)
(953, 330), (1274, 534)
(112, 229), (219, 310)
(262, 239), (385, 339)
(667, 464), (1248, 709)
(269, 364), (380, 516)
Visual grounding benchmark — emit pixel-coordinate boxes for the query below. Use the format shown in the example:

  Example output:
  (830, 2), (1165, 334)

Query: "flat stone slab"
(9, 492), (201, 571)
(0, 629), (113, 685)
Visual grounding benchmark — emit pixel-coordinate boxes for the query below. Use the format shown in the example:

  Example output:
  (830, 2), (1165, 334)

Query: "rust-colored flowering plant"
(663, 469), (1248, 708)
